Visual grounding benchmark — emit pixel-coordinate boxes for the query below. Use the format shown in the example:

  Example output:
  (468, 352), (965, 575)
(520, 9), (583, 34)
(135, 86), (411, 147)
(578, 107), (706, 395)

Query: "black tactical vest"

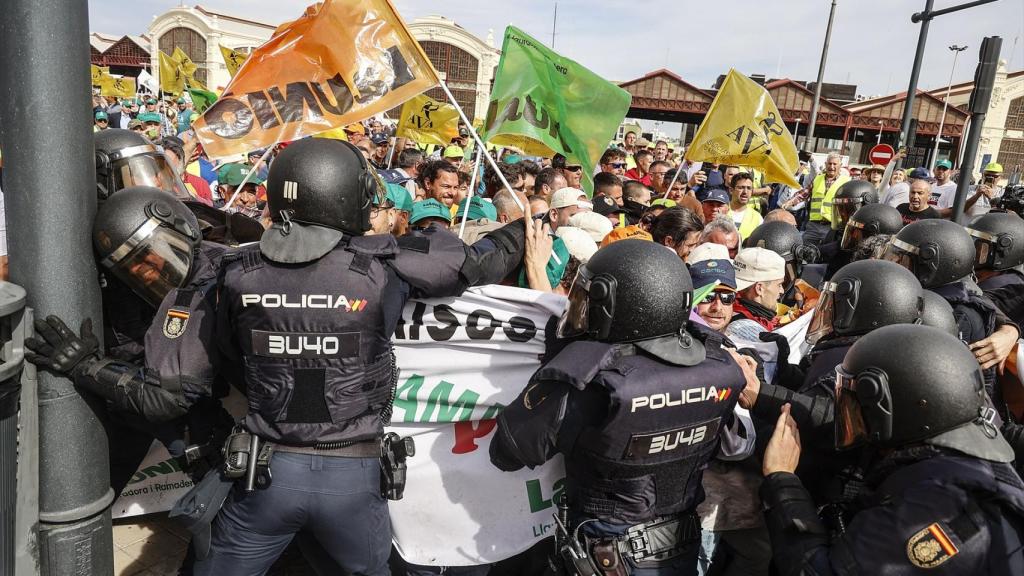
(220, 236), (399, 446)
(543, 338), (745, 525)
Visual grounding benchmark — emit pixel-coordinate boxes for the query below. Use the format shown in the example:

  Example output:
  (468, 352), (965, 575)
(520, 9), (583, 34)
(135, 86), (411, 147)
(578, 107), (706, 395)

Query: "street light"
(877, 120), (884, 145)
(930, 44), (969, 170)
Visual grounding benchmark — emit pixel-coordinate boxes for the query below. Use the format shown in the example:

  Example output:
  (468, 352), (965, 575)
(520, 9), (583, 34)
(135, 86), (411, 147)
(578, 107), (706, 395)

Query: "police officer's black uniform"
(193, 139), (525, 575)
(490, 239), (746, 575)
(762, 324), (1024, 575)
(968, 212), (1024, 325)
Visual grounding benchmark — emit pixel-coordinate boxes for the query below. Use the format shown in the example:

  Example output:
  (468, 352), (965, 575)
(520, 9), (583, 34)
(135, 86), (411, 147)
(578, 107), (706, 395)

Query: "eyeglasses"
(701, 291), (736, 305)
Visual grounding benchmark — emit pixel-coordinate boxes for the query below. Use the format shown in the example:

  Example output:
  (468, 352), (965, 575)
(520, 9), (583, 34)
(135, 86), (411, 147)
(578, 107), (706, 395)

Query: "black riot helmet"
(882, 219), (976, 288)
(558, 239), (693, 344)
(919, 290), (959, 337)
(806, 259), (923, 345)
(260, 138), (385, 264)
(840, 203), (903, 251)
(831, 179), (878, 230)
(93, 186), (201, 307)
(94, 128), (191, 201)
(834, 324), (1013, 463)
(745, 221), (818, 287)
(965, 212), (1024, 271)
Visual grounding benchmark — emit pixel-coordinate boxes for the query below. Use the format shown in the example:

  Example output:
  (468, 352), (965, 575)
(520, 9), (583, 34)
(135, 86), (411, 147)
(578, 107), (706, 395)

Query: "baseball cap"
(385, 183), (413, 213)
(127, 119), (144, 130)
(455, 196), (498, 221)
(701, 187), (731, 205)
(908, 167), (931, 180)
(984, 162), (1003, 173)
(344, 123), (365, 135)
(94, 110), (108, 121)
(733, 247), (786, 290)
(593, 195), (625, 216)
(458, 126), (471, 138)
(145, 98), (157, 105)
(176, 97), (186, 104)
(936, 160), (953, 170)
(550, 187), (592, 210)
(687, 242), (730, 264)
(554, 226), (598, 263)
(689, 259), (737, 290)
(569, 211), (614, 242)
(410, 199), (452, 225)
(217, 162), (264, 187)
(137, 111), (162, 124)
(443, 145), (465, 159)
(650, 198), (677, 209)
(371, 133), (389, 146)
(600, 225), (652, 247)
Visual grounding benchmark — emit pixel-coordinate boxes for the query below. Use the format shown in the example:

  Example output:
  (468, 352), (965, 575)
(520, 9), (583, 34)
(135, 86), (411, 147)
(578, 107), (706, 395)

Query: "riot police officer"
(95, 128), (193, 202)
(967, 212), (1024, 325)
(815, 180), (881, 279)
(25, 186), (233, 473)
(761, 324), (1024, 575)
(837, 202), (902, 257)
(490, 239), (748, 575)
(193, 138), (525, 575)
(744, 220), (819, 298)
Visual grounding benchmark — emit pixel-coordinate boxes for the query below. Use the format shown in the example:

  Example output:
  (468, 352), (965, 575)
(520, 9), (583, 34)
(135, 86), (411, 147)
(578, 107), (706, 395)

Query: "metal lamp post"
(930, 44), (969, 170)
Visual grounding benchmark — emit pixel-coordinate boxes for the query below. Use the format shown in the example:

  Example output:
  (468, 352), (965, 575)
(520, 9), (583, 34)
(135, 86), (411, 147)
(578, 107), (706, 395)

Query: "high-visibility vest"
(810, 174), (850, 222)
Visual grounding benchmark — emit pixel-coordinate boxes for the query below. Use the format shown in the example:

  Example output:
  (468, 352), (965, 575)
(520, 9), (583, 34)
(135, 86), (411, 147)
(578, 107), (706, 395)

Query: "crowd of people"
(9, 90), (1024, 575)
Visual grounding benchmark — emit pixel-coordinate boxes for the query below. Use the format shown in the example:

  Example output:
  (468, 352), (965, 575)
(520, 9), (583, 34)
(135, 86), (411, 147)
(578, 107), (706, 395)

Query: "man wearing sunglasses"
(690, 257), (738, 333)
(599, 148), (628, 177)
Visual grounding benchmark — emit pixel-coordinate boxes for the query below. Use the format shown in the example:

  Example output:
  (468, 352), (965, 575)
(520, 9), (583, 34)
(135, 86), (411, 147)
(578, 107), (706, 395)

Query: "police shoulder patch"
(162, 308), (190, 339)
(906, 522), (958, 569)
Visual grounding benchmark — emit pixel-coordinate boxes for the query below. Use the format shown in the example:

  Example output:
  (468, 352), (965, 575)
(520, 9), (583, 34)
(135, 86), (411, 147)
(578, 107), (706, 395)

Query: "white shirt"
(930, 181), (957, 207)
(882, 182), (909, 208)
(938, 184), (1003, 216)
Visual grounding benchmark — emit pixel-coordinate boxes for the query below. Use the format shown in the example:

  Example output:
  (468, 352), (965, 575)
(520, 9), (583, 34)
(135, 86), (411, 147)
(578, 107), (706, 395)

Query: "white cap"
(686, 242), (730, 264)
(554, 226), (598, 263)
(568, 211), (614, 242)
(550, 187), (592, 210)
(733, 247), (786, 291)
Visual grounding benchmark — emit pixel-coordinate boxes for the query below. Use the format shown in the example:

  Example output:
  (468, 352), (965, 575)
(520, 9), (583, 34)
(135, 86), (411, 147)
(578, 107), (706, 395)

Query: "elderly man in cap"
(701, 187), (732, 225)
(369, 134), (390, 170)
(343, 122), (366, 146)
(93, 110), (109, 132)
(143, 97), (175, 137)
(218, 163), (265, 217)
(938, 161), (1004, 218)
(725, 247), (786, 341)
(547, 187), (592, 232)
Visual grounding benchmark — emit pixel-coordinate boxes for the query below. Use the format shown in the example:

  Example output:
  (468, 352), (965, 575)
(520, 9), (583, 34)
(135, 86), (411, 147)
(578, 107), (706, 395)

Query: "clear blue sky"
(88, 0), (1022, 97)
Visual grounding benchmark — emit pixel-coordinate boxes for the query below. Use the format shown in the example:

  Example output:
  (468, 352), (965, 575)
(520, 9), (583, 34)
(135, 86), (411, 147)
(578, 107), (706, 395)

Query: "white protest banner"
(112, 285), (569, 566)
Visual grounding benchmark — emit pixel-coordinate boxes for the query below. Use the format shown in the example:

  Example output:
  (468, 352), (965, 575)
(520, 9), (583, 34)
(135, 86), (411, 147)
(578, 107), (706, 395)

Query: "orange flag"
(192, 0), (439, 159)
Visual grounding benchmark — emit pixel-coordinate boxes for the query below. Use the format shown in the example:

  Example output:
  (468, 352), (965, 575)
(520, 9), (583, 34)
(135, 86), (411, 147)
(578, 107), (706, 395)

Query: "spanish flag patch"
(162, 308), (190, 339)
(907, 522), (958, 569)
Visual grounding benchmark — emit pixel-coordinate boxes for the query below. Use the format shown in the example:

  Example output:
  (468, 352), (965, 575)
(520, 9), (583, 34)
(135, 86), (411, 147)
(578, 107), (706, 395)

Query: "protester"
(725, 247), (785, 341)
(728, 172), (764, 240)
(700, 187), (732, 224)
(546, 187), (592, 232)
(897, 178), (942, 224)
(649, 206), (704, 260)
(938, 161), (1004, 217)
(701, 217), (741, 259)
(419, 159), (461, 208)
(624, 149), (653, 184)
(598, 148), (627, 177)
(804, 152), (849, 245)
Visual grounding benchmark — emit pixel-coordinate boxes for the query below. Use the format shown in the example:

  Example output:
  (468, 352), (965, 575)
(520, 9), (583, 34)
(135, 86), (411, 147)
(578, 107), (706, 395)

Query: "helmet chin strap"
(280, 210), (294, 235)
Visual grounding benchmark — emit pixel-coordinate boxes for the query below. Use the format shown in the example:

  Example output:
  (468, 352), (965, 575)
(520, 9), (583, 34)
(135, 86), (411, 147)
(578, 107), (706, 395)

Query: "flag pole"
(458, 145), (484, 240)
(223, 145), (274, 210)
(436, 81), (525, 213)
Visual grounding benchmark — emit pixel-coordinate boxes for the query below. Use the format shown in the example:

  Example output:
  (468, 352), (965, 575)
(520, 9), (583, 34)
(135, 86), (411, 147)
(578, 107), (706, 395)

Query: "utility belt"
(551, 495), (699, 576)
(219, 428), (415, 499)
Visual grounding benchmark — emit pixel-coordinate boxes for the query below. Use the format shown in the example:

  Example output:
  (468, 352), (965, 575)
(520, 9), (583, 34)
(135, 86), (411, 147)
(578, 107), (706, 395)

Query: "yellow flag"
(220, 45), (248, 78)
(395, 94), (460, 146)
(91, 65), (110, 86)
(172, 47), (198, 78)
(193, 0), (439, 158)
(685, 69), (800, 188)
(159, 51), (185, 95)
(98, 76), (137, 98)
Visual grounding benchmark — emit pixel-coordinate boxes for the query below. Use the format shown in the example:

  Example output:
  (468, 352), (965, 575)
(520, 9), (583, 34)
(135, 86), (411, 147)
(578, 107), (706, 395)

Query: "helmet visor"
(840, 221), (866, 252)
(102, 218), (194, 307)
(831, 198), (861, 230)
(834, 366), (869, 451)
(110, 147), (191, 201)
(556, 268), (591, 339)
(881, 238), (917, 272)
(805, 281), (836, 345)
(967, 227), (997, 268)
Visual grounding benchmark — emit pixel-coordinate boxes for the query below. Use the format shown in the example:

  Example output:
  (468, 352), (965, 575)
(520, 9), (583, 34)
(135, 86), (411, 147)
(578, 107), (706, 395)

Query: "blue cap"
(700, 187), (731, 205)
(456, 196), (497, 221)
(909, 167), (931, 180)
(409, 199), (451, 225)
(371, 133), (389, 146)
(688, 259), (737, 290)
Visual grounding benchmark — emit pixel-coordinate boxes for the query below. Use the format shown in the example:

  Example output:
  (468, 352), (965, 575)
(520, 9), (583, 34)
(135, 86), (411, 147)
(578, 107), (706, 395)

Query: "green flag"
(187, 87), (218, 114)
(484, 26), (631, 195)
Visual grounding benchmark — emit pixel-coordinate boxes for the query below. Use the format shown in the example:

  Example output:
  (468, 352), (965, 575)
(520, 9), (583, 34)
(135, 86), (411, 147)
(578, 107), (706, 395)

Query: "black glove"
(25, 316), (100, 378)
(759, 331), (805, 390)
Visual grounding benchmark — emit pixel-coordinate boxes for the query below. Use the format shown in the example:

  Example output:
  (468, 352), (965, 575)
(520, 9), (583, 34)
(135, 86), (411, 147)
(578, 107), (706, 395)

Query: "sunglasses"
(701, 291), (736, 305)
(607, 162), (627, 169)
(565, 165), (583, 173)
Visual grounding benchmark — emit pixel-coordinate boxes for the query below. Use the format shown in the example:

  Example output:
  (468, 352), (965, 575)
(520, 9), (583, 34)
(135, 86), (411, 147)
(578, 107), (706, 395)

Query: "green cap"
(935, 159), (953, 170)
(176, 97), (186, 104)
(409, 199), (452, 225)
(385, 183), (413, 212)
(650, 198), (677, 208)
(217, 163), (264, 187)
(137, 111), (162, 124)
(455, 196), (497, 221)
(443, 145), (465, 159)
(145, 98), (157, 105)
(94, 110), (108, 121)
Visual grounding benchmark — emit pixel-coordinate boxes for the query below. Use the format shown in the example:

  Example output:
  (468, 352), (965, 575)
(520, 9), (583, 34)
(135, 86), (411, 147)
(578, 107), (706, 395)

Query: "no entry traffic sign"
(868, 144), (896, 166)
